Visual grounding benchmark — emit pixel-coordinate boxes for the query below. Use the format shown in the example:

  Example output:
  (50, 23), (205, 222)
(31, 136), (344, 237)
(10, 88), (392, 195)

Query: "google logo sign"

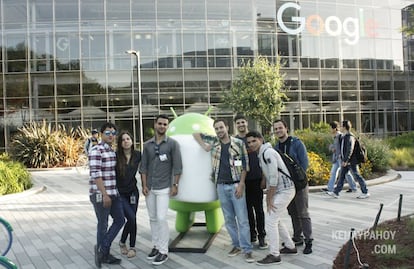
(277, 2), (378, 45)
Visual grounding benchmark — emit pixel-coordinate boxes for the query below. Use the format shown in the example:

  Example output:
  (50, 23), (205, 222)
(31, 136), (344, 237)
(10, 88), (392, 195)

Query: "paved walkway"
(1, 169), (413, 269)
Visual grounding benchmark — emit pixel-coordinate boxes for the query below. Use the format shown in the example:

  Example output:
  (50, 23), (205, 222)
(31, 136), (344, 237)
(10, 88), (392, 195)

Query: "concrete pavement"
(0, 169), (413, 269)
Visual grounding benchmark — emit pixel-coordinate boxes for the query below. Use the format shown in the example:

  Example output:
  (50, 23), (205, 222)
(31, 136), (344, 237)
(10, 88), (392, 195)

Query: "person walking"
(193, 119), (254, 263)
(84, 129), (99, 155)
(273, 119), (313, 254)
(89, 122), (125, 268)
(329, 120), (370, 199)
(323, 121), (357, 193)
(233, 114), (267, 249)
(116, 131), (141, 259)
(139, 114), (183, 266)
(246, 131), (297, 265)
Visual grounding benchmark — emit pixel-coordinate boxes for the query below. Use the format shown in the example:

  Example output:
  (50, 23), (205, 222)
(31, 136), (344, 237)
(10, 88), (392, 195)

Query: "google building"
(1, 0), (414, 151)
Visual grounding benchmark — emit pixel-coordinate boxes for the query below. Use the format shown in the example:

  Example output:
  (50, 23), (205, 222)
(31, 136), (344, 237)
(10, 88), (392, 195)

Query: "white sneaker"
(357, 193), (370, 199)
(326, 191), (339, 199)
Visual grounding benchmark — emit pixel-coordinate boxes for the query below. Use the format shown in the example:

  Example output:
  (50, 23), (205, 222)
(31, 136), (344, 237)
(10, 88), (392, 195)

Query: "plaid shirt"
(200, 134), (249, 184)
(88, 142), (117, 196)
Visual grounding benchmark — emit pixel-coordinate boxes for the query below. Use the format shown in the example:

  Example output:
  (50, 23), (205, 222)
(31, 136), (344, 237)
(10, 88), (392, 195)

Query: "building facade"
(1, 0), (414, 151)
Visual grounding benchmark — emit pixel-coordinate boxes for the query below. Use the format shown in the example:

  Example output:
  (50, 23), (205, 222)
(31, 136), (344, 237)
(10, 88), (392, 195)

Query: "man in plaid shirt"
(193, 119), (254, 263)
(89, 122), (125, 267)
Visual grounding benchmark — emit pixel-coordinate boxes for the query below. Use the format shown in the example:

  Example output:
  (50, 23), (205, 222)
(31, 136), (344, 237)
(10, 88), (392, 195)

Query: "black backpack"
(262, 148), (308, 190)
(353, 137), (367, 164)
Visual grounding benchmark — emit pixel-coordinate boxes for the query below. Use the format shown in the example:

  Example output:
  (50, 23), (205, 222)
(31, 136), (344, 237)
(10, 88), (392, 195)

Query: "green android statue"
(167, 112), (224, 234)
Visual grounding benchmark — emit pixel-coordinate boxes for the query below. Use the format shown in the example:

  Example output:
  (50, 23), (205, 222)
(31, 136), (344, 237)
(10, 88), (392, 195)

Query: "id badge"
(130, 194), (136, 204)
(96, 193), (102, 203)
(234, 160), (242, 166)
(159, 154), (168, 162)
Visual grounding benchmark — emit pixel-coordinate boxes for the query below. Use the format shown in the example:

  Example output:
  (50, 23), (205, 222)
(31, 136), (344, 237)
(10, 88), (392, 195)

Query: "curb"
(0, 177), (47, 202)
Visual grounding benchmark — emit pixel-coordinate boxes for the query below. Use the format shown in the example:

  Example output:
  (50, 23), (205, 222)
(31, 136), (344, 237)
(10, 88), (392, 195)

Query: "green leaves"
(223, 56), (287, 127)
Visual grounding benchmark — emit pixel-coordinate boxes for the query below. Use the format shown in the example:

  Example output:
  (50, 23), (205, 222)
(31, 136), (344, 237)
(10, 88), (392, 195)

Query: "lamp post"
(126, 49), (144, 152)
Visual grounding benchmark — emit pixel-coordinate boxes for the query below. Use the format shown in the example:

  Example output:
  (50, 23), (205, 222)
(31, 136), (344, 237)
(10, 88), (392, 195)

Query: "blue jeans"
(119, 191), (139, 248)
(334, 164), (368, 195)
(90, 194), (125, 255)
(217, 183), (252, 253)
(327, 160), (357, 192)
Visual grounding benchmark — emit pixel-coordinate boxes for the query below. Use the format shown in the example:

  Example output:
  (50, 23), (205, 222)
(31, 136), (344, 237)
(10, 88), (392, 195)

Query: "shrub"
(389, 148), (414, 169)
(0, 153), (32, 195)
(362, 137), (390, 172)
(307, 151), (331, 186)
(10, 120), (86, 168)
(386, 131), (414, 149)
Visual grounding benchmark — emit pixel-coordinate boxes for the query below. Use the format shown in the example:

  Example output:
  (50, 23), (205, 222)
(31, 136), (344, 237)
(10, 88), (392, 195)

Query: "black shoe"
(152, 253), (168, 265)
(251, 235), (257, 243)
(280, 247), (298, 255)
(258, 238), (268, 249)
(303, 240), (313, 254)
(94, 245), (102, 268)
(256, 254), (281, 265)
(147, 247), (159, 260)
(292, 237), (304, 246)
(321, 188), (328, 192)
(102, 253), (122, 264)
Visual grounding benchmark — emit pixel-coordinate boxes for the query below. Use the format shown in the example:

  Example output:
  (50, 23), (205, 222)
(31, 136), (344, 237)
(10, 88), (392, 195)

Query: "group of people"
(87, 114), (368, 267)
(193, 116), (313, 265)
(88, 115), (182, 268)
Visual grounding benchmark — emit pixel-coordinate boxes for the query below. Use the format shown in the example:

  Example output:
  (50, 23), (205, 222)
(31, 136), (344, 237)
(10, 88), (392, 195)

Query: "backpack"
(262, 148), (308, 190)
(354, 137), (367, 164)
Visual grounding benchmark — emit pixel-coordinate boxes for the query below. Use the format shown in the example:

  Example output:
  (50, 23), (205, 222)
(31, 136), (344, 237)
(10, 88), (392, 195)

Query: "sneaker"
(321, 188), (329, 192)
(258, 238), (268, 249)
(326, 191), (339, 199)
(152, 253), (168, 265)
(292, 237), (304, 246)
(244, 252), (255, 263)
(94, 245), (102, 268)
(346, 189), (357, 193)
(228, 247), (241, 257)
(280, 247), (298, 255)
(119, 242), (128, 255)
(102, 253), (121, 264)
(256, 254), (281, 265)
(357, 193), (370, 199)
(147, 247), (159, 260)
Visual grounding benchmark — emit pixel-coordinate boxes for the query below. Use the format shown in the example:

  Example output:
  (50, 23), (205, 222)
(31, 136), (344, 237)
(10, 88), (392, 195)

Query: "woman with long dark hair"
(116, 131), (141, 258)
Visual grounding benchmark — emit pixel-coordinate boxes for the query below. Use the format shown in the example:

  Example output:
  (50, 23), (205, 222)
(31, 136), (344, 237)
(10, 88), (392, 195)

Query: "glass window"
(3, 1), (27, 25)
(80, 0), (104, 21)
(230, 0), (252, 21)
(55, 0), (78, 22)
(182, 0), (205, 20)
(107, 0), (130, 20)
(207, 0), (229, 20)
(5, 74), (28, 98)
(132, 1), (156, 20)
(157, 0), (181, 20)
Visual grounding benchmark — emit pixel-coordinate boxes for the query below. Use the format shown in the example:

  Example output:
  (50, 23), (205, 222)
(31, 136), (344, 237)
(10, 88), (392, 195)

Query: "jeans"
(287, 185), (313, 241)
(267, 188), (296, 256)
(327, 160), (357, 192)
(334, 164), (368, 195)
(217, 183), (252, 253)
(119, 190), (139, 247)
(245, 179), (266, 240)
(145, 187), (170, 255)
(90, 193), (125, 255)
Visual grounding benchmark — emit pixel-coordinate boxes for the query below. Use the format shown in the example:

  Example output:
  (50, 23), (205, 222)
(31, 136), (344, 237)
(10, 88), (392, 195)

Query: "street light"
(126, 49), (144, 152)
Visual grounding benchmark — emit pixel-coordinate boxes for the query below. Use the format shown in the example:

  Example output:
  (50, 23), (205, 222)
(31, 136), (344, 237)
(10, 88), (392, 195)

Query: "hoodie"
(258, 142), (295, 192)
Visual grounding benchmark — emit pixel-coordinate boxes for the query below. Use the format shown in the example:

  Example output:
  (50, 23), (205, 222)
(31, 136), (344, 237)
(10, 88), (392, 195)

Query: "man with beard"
(273, 119), (313, 254)
(233, 114), (267, 249)
(193, 119), (254, 263)
(140, 114), (183, 265)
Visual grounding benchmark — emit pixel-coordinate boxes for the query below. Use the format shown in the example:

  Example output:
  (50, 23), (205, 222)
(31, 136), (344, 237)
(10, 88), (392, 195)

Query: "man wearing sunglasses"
(140, 114), (183, 266)
(89, 122), (125, 267)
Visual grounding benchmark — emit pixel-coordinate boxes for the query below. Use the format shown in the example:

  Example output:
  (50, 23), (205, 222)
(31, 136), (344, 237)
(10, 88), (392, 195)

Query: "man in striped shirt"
(89, 122), (125, 267)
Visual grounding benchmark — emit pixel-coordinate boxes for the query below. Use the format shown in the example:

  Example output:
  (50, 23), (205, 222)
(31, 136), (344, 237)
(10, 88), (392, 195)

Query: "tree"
(223, 56), (287, 127)
(402, 7), (414, 35)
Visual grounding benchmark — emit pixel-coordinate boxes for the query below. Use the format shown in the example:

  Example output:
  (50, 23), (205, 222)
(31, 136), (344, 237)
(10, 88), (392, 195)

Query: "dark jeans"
(119, 191), (139, 248)
(334, 163), (368, 194)
(245, 179), (266, 240)
(287, 185), (313, 241)
(90, 194), (125, 255)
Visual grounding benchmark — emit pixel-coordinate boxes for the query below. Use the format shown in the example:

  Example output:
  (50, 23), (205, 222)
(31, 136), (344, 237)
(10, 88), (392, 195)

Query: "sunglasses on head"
(103, 130), (117, 136)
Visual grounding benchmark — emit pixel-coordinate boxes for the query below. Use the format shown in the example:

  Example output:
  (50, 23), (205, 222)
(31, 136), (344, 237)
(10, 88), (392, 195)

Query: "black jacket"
(341, 133), (358, 164)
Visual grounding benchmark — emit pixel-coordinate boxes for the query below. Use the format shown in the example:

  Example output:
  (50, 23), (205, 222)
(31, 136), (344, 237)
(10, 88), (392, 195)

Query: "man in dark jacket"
(273, 119), (313, 255)
(330, 120), (370, 199)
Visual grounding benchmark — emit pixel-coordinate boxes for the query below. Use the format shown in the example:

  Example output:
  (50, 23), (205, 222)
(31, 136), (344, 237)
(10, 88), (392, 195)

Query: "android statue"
(167, 112), (224, 234)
